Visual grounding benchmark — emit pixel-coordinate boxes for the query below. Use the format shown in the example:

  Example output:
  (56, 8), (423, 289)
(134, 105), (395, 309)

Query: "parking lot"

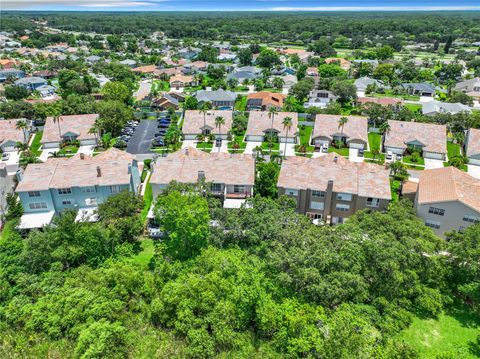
(126, 120), (157, 155)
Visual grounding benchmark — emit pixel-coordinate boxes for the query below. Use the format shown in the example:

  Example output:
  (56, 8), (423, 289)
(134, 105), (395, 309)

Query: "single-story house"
(422, 101), (471, 116)
(132, 65), (157, 75)
(195, 89), (237, 109)
(14, 76), (48, 91)
(227, 71), (258, 83)
(41, 114), (99, 149)
(306, 67), (319, 77)
(325, 58), (351, 70)
(182, 110), (233, 140)
(0, 68), (25, 82)
(466, 128), (480, 166)
(383, 120), (447, 160)
(304, 90), (338, 109)
(0, 118), (29, 152)
(246, 92), (286, 111)
(245, 111), (298, 143)
(311, 114), (368, 150)
(152, 93), (179, 110)
(119, 59), (137, 67)
(402, 83), (435, 97)
(169, 75), (196, 90)
(357, 97), (404, 107)
(354, 77), (386, 92)
(352, 59), (379, 68)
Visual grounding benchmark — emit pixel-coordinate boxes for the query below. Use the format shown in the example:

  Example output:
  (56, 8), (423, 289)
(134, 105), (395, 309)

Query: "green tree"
(282, 116), (293, 159)
(95, 100), (133, 136)
(254, 161), (280, 198)
(5, 85), (29, 100)
(256, 49), (281, 68)
(331, 80), (357, 105)
(102, 81), (132, 104)
(238, 48), (253, 66)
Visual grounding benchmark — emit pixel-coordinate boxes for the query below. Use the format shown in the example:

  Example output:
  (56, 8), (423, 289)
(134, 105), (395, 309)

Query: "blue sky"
(3, 0), (480, 11)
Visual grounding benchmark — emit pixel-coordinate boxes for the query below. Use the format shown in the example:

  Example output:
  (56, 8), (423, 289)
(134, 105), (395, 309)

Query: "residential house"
(169, 74), (196, 91)
(311, 114), (368, 150)
(0, 59), (20, 69)
(352, 59), (379, 68)
(85, 55), (101, 65)
(0, 68), (25, 82)
(0, 118), (29, 152)
(41, 114), (99, 149)
(354, 77), (386, 92)
(195, 89), (237, 109)
(414, 167), (480, 237)
(465, 128), (480, 166)
(245, 111), (298, 143)
(132, 64), (157, 75)
(150, 147), (255, 208)
(422, 101), (471, 116)
(119, 59), (137, 67)
(402, 83), (435, 97)
(33, 70), (57, 80)
(383, 120), (447, 160)
(357, 97), (404, 108)
(455, 77), (480, 102)
(304, 90), (338, 109)
(183, 61), (209, 74)
(14, 76), (48, 91)
(227, 71), (258, 84)
(325, 58), (351, 70)
(306, 67), (319, 77)
(246, 92), (286, 111)
(182, 110), (233, 140)
(15, 149), (141, 230)
(152, 93), (179, 111)
(0, 163), (14, 222)
(153, 67), (182, 80)
(277, 153), (391, 223)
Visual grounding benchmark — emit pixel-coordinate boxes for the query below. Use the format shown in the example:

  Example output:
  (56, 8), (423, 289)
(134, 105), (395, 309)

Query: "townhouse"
(277, 153), (391, 223)
(15, 149), (141, 230)
(182, 110), (233, 140)
(383, 120), (447, 160)
(414, 166), (480, 237)
(41, 114), (99, 149)
(465, 128), (480, 166)
(246, 92), (286, 111)
(150, 147), (255, 208)
(245, 111), (298, 143)
(311, 114), (369, 151)
(0, 118), (29, 152)
(0, 163), (14, 221)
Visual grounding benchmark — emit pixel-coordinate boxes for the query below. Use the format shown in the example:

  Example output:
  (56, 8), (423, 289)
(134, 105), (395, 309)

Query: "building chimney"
(96, 166), (101, 177)
(80, 153), (85, 160)
(197, 170), (205, 182)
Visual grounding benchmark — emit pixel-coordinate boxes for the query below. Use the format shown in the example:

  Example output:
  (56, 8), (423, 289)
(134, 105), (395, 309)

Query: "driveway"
(182, 139), (197, 149)
(39, 147), (59, 162)
(312, 150), (327, 158)
(468, 164), (480, 179)
(349, 148), (364, 163)
(217, 140), (229, 154)
(424, 158), (444, 169)
(78, 145), (95, 155)
(282, 143), (296, 157)
(134, 79), (152, 101)
(244, 141), (262, 155)
(126, 120), (157, 155)
(2, 150), (20, 174)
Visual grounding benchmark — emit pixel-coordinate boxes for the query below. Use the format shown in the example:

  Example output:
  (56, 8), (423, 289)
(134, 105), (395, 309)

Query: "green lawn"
(130, 238), (155, 268)
(196, 142), (213, 152)
(364, 151), (385, 164)
(328, 147), (349, 156)
(228, 133), (247, 153)
(140, 182), (153, 223)
(235, 95), (247, 111)
(372, 91), (420, 101)
(390, 179), (401, 202)
(368, 132), (381, 152)
(30, 131), (43, 156)
(398, 304), (480, 358)
(57, 145), (79, 155)
(403, 154), (425, 166)
(261, 141), (280, 151)
(447, 142), (462, 158)
(405, 103), (422, 112)
(152, 80), (170, 92)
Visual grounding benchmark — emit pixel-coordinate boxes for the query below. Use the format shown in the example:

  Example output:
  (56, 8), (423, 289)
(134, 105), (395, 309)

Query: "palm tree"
(15, 119), (28, 144)
(282, 116), (293, 159)
(379, 121), (391, 135)
(198, 102), (212, 151)
(53, 115), (63, 140)
(214, 116), (225, 153)
(267, 107), (278, 155)
(338, 116), (348, 135)
(88, 124), (99, 146)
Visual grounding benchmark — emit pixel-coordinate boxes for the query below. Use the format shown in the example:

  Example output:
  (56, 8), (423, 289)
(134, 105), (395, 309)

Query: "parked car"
(113, 139), (127, 148)
(152, 139), (165, 147)
(396, 153), (403, 161)
(386, 151), (393, 160)
(321, 143), (329, 153)
(358, 148), (364, 157)
(215, 138), (222, 147)
(1, 153), (10, 161)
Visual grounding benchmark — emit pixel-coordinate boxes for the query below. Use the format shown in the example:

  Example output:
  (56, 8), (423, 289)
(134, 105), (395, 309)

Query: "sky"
(3, 0), (480, 11)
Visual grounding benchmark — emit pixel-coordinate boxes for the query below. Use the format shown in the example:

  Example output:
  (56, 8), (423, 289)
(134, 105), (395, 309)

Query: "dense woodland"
(0, 184), (479, 358)
(3, 12), (480, 43)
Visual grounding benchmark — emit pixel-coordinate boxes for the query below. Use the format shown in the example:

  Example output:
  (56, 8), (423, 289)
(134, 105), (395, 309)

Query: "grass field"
(131, 238), (155, 267)
(398, 304), (480, 358)
(328, 147), (349, 156)
(196, 142), (213, 152)
(368, 132), (381, 152)
(30, 131), (43, 156)
(447, 142), (462, 158)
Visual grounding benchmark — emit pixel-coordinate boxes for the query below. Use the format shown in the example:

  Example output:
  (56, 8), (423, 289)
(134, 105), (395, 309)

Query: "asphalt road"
(126, 120), (157, 155)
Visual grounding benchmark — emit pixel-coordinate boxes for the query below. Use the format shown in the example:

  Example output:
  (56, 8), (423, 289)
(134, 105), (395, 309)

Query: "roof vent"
(80, 153), (85, 160)
(333, 156), (338, 163)
(96, 166), (101, 177)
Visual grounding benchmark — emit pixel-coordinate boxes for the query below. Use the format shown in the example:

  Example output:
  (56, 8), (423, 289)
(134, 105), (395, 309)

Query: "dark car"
(158, 123), (170, 128)
(152, 139), (165, 147)
(358, 148), (364, 157)
(215, 138), (222, 147)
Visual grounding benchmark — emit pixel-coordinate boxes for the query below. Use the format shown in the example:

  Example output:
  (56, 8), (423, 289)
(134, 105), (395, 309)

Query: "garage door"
(385, 146), (404, 155)
(246, 135), (264, 142)
(349, 142), (365, 150)
(424, 152), (444, 160)
(469, 157), (480, 166)
(43, 142), (60, 149)
(80, 139), (97, 146)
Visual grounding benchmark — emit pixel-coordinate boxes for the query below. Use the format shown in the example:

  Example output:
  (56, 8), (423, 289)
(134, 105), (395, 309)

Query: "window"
(62, 199), (72, 205)
(85, 198), (97, 206)
(82, 187), (96, 193)
(337, 193), (352, 201)
(307, 212), (323, 220)
(428, 207), (445, 216)
(462, 214), (480, 223)
(57, 188), (72, 195)
(335, 204), (350, 212)
(310, 201), (324, 210)
(211, 183), (222, 193)
(311, 190), (325, 198)
(29, 202), (47, 210)
(109, 185), (120, 194)
(285, 188), (298, 196)
(28, 191), (41, 197)
(425, 219), (441, 229)
(366, 197), (380, 208)
(233, 185), (245, 193)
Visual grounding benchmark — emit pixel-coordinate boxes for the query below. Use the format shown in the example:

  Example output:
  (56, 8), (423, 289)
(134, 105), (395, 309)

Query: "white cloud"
(269, 6), (480, 11)
(2, 0), (167, 9)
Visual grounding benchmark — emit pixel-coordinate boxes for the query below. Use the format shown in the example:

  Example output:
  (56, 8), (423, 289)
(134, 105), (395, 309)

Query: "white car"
(321, 143), (329, 153)
(386, 151), (393, 161)
(1, 153), (10, 161)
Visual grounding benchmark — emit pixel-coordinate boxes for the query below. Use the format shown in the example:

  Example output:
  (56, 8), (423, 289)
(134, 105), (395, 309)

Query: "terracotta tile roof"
(357, 97), (404, 106)
(325, 57), (351, 69)
(132, 65), (157, 73)
(16, 148), (135, 192)
(277, 153), (391, 200)
(169, 74), (194, 84)
(246, 111), (298, 138)
(312, 114), (368, 144)
(247, 91), (286, 108)
(42, 114), (98, 144)
(0, 119), (25, 145)
(402, 181), (418, 195)
(182, 110), (233, 135)
(417, 167), (480, 212)
(384, 120), (447, 154)
(466, 128), (480, 158)
(150, 147), (255, 186)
